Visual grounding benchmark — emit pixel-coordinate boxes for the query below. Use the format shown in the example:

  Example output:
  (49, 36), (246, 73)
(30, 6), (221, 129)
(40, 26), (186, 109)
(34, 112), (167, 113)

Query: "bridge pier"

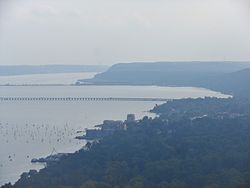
(0, 97), (170, 102)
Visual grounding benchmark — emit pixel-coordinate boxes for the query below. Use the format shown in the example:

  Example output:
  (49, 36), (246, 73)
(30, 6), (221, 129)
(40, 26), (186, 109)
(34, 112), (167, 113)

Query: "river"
(0, 73), (229, 186)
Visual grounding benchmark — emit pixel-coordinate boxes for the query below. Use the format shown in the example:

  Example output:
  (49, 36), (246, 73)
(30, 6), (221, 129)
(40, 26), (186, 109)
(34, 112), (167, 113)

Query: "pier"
(0, 97), (170, 102)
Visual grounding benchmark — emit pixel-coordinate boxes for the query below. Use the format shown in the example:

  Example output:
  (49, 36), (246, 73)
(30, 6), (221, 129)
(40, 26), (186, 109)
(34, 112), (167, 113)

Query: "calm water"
(0, 83), (229, 186)
(0, 72), (97, 85)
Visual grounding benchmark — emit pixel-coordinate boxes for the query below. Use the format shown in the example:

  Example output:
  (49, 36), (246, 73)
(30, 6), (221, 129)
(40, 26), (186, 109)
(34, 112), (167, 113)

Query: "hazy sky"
(0, 0), (250, 65)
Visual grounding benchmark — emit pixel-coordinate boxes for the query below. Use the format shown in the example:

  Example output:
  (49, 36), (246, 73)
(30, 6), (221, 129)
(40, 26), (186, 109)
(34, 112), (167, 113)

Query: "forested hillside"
(210, 68), (250, 97)
(80, 62), (250, 97)
(3, 98), (250, 188)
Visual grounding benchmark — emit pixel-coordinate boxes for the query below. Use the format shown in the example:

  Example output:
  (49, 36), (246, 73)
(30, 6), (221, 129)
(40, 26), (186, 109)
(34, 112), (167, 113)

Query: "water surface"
(0, 72), (96, 85)
(0, 85), (228, 186)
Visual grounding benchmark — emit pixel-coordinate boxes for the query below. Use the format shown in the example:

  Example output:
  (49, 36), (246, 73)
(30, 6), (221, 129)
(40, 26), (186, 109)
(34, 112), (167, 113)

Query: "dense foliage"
(3, 98), (250, 188)
(152, 97), (250, 118)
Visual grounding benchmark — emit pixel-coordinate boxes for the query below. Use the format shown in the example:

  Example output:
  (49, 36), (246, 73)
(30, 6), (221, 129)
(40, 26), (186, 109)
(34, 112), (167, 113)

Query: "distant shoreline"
(0, 65), (108, 77)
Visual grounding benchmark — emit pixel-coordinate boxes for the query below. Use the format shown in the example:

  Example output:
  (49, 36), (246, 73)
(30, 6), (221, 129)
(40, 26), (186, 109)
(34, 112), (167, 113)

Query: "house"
(77, 114), (136, 140)
(126, 114), (136, 123)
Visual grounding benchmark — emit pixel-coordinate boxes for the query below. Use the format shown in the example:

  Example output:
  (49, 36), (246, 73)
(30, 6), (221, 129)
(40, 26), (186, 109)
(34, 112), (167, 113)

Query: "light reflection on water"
(0, 85), (229, 186)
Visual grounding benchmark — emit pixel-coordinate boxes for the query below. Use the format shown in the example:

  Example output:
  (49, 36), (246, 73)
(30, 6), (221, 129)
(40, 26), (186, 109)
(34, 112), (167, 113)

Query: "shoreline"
(0, 85), (229, 186)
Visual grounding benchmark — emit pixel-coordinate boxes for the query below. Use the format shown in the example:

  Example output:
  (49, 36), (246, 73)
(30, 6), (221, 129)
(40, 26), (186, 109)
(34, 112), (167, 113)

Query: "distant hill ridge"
(80, 61), (250, 97)
(211, 68), (250, 96)
(105, 61), (249, 72)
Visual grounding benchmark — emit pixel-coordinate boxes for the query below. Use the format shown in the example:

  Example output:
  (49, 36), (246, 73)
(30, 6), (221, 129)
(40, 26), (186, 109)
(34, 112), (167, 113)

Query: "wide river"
(0, 74), (229, 186)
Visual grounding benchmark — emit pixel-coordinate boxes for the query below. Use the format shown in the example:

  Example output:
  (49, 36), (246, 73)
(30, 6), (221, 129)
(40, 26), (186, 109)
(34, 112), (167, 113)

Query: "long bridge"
(0, 97), (170, 102)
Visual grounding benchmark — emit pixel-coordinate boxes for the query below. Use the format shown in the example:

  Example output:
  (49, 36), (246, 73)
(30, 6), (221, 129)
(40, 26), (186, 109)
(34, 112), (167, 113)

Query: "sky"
(0, 0), (250, 65)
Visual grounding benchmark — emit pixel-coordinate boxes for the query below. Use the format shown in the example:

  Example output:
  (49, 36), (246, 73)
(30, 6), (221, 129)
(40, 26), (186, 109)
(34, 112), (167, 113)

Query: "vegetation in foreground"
(2, 98), (250, 188)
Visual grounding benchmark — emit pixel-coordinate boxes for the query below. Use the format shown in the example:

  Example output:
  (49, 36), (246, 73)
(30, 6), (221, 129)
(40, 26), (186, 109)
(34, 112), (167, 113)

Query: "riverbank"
(0, 85), (229, 186)
(3, 97), (250, 188)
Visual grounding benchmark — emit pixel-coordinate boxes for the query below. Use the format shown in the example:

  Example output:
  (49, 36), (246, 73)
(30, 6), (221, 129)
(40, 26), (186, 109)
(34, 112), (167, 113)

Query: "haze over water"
(0, 73), (229, 186)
